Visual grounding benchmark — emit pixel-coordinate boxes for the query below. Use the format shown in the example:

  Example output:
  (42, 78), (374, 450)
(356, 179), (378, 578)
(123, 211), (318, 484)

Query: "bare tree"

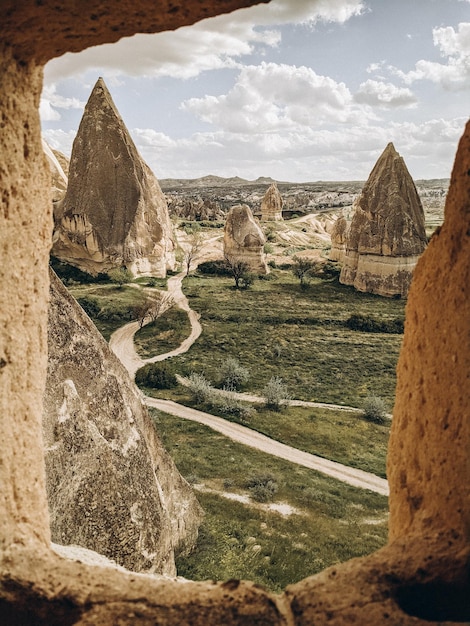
(224, 254), (250, 289)
(134, 291), (174, 328)
(184, 230), (204, 276)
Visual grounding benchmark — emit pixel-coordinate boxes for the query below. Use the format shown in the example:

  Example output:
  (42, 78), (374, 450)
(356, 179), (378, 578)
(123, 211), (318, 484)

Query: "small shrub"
(264, 242), (274, 254)
(346, 313), (404, 334)
(218, 392), (255, 421)
(77, 295), (101, 318)
(245, 474), (278, 502)
(187, 372), (214, 403)
(268, 259), (277, 268)
(362, 395), (387, 424)
(108, 267), (134, 287)
(219, 357), (250, 390)
(135, 362), (178, 389)
(263, 376), (290, 411)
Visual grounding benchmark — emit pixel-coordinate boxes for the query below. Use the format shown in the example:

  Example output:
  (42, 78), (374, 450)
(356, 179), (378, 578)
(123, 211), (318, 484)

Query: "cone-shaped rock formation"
(340, 142), (427, 297)
(43, 270), (202, 574)
(43, 139), (69, 202)
(52, 77), (175, 277)
(224, 204), (268, 274)
(261, 182), (283, 221)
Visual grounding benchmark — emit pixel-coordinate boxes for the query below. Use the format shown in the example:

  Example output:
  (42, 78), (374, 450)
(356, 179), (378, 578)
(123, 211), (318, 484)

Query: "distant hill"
(160, 175), (285, 189)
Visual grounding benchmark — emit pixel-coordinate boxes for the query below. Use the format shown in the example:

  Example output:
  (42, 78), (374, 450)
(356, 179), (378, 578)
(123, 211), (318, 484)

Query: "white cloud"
(42, 129), (77, 156)
(354, 79), (417, 108)
(181, 62), (370, 134)
(395, 22), (470, 89)
(40, 84), (85, 121)
(44, 0), (364, 82)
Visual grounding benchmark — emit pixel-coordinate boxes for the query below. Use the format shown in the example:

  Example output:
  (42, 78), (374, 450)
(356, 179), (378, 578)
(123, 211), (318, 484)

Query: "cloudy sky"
(41, 0), (470, 183)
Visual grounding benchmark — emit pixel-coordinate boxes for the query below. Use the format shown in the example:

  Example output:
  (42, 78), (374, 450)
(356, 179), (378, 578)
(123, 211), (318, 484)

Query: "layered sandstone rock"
(340, 143), (427, 297)
(43, 270), (202, 574)
(328, 213), (348, 262)
(52, 77), (175, 277)
(224, 204), (268, 274)
(261, 182), (283, 221)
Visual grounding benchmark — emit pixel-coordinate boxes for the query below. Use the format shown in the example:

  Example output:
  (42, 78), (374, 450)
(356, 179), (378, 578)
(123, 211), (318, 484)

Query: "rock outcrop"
(340, 142), (427, 297)
(43, 270), (202, 574)
(52, 77), (175, 277)
(261, 182), (283, 221)
(328, 213), (348, 262)
(43, 139), (69, 202)
(224, 204), (268, 274)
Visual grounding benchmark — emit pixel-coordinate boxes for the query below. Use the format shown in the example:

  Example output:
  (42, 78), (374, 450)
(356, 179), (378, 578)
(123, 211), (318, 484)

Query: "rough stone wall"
(1, 1), (469, 624)
(44, 271), (203, 574)
(224, 204), (268, 274)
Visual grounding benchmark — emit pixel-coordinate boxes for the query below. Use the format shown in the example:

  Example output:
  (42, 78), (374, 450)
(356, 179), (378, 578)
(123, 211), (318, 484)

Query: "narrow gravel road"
(145, 397), (389, 497)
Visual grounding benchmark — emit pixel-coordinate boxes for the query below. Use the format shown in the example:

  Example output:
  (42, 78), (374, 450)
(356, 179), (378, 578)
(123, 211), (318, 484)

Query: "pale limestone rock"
(340, 143), (427, 297)
(224, 204), (268, 274)
(43, 270), (203, 574)
(52, 77), (175, 277)
(42, 138), (68, 202)
(261, 182), (283, 221)
(328, 214), (348, 262)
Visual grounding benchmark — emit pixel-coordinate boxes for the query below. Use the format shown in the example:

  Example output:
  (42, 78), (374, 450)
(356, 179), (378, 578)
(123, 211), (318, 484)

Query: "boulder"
(261, 182), (283, 221)
(43, 270), (203, 574)
(224, 204), (268, 274)
(340, 143), (427, 297)
(52, 77), (175, 277)
(328, 213), (348, 262)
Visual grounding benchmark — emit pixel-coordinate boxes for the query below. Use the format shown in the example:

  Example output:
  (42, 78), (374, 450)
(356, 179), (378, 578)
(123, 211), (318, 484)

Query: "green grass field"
(152, 409), (388, 592)
(158, 270), (405, 407)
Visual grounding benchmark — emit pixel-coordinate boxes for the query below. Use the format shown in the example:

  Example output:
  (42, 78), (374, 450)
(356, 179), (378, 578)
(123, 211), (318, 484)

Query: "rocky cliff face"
(340, 143), (427, 297)
(224, 204), (268, 274)
(261, 182), (283, 221)
(328, 214), (348, 262)
(43, 270), (202, 574)
(52, 77), (175, 277)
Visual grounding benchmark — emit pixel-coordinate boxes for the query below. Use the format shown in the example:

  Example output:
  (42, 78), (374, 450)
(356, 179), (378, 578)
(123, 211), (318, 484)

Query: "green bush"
(362, 395), (387, 424)
(77, 295), (101, 318)
(264, 243), (274, 254)
(346, 313), (404, 334)
(135, 362), (178, 389)
(197, 260), (232, 276)
(219, 357), (250, 390)
(263, 376), (290, 411)
(187, 372), (214, 403)
(245, 474), (278, 502)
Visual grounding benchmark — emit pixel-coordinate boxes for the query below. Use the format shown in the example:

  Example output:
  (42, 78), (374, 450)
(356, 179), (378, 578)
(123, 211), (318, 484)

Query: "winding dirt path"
(110, 233), (389, 496)
(145, 397), (389, 496)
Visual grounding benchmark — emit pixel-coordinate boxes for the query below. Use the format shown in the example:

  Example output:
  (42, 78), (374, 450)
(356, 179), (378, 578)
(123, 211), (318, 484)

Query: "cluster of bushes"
(346, 313), (404, 334)
(187, 372), (254, 421)
(262, 376), (290, 411)
(50, 256), (108, 285)
(197, 260), (232, 276)
(135, 362), (178, 389)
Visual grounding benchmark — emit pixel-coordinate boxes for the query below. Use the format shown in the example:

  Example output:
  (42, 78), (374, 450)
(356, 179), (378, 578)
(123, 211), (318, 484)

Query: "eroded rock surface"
(261, 182), (283, 221)
(43, 270), (202, 574)
(43, 139), (69, 202)
(52, 77), (175, 277)
(328, 213), (348, 262)
(224, 204), (268, 274)
(340, 143), (427, 297)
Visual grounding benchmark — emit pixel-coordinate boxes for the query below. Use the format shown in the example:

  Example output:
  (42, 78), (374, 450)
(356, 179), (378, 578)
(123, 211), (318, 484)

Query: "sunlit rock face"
(261, 182), (283, 221)
(43, 139), (69, 202)
(52, 77), (175, 277)
(224, 203), (268, 274)
(340, 143), (427, 297)
(328, 214), (348, 262)
(43, 270), (203, 574)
